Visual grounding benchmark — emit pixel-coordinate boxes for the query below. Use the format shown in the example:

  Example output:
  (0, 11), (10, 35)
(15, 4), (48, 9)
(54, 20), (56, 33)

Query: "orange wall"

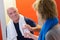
(16, 0), (38, 24)
(55, 0), (60, 23)
(16, 0), (60, 24)
(0, 28), (2, 40)
(0, 22), (2, 40)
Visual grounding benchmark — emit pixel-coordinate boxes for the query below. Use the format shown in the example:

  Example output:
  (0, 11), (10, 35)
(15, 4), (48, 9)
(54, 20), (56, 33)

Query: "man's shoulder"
(24, 17), (33, 22)
(24, 17), (36, 27)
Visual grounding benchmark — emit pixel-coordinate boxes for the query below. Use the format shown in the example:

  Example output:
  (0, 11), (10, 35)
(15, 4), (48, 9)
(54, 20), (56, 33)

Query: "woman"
(24, 0), (60, 40)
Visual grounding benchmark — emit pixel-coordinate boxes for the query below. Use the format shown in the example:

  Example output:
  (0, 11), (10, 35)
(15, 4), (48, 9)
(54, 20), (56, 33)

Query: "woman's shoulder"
(45, 24), (60, 40)
(47, 23), (60, 34)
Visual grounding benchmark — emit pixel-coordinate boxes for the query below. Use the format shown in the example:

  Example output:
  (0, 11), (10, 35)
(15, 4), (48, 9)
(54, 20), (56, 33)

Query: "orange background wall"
(55, 0), (60, 23)
(16, 0), (38, 24)
(0, 22), (2, 40)
(16, 0), (60, 23)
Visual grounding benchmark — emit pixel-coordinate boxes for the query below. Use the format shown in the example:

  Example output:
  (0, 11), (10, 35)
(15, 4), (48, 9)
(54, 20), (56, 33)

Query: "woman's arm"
(32, 24), (41, 32)
(25, 24), (41, 32)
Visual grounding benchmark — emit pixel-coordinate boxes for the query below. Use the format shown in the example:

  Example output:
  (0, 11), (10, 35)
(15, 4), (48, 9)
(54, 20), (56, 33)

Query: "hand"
(23, 24), (33, 31)
(24, 32), (38, 40)
(24, 32), (33, 38)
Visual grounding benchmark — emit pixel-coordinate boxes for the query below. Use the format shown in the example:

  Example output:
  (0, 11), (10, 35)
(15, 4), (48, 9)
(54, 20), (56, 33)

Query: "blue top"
(38, 17), (58, 40)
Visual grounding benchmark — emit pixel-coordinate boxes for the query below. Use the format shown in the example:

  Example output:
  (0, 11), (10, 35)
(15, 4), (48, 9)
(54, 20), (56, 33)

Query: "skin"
(7, 7), (19, 23)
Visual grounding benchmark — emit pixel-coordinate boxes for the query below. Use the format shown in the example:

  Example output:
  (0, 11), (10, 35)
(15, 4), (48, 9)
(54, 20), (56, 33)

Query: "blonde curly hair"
(33, 0), (58, 19)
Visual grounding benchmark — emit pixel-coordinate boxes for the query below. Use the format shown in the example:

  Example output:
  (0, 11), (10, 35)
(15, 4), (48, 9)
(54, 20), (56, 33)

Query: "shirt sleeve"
(45, 31), (55, 40)
(24, 17), (36, 27)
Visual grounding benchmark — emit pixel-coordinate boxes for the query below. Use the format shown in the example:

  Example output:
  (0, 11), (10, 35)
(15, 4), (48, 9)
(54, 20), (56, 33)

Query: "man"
(7, 7), (36, 40)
